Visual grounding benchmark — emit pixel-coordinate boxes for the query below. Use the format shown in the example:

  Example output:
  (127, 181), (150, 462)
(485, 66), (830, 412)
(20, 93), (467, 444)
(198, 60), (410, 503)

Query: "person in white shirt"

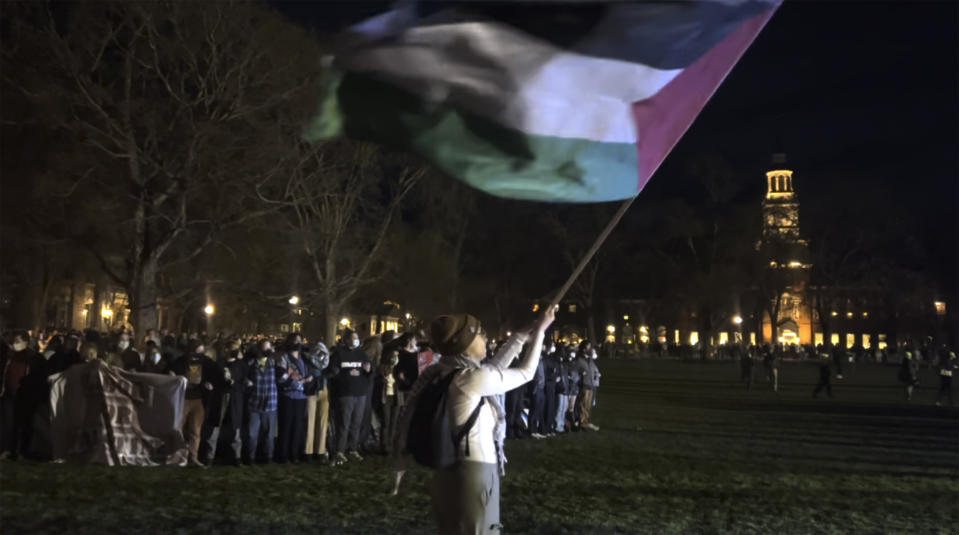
(393, 306), (555, 534)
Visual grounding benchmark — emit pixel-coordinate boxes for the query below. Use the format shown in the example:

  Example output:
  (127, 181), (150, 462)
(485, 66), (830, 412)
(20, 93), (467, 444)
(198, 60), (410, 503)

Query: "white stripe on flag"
(336, 19), (682, 144)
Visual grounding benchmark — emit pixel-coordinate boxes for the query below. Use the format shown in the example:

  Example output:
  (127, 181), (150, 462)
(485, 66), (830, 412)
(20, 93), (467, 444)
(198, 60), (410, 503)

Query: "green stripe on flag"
(306, 71), (639, 203)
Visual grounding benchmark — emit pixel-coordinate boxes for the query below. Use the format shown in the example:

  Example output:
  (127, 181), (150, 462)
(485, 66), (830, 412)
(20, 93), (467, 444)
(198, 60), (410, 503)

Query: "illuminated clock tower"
(760, 153), (812, 344)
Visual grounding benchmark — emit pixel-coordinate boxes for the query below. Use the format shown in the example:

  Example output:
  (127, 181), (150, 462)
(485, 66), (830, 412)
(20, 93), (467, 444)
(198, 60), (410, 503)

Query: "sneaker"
(348, 451), (364, 461)
(331, 452), (348, 466)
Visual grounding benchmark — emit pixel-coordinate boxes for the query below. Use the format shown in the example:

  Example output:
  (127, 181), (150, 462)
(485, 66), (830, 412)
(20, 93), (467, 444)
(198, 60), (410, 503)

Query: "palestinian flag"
(307, 1), (781, 203)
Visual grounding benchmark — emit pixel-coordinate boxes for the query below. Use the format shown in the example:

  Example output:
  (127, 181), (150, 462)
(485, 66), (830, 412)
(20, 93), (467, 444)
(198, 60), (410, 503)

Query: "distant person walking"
(897, 351), (919, 401)
(934, 350), (957, 407)
(764, 346), (780, 393)
(813, 350), (833, 399)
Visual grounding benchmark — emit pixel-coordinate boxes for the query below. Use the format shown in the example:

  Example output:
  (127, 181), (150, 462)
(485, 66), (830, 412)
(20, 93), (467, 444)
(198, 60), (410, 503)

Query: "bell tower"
(762, 153), (800, 244)
(759, 153), (812, 345)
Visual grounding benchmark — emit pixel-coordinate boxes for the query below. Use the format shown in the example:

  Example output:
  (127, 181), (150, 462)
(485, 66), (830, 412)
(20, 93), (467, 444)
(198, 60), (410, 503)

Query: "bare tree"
(258, 140), (424, 343)
(3, 1), (319, 334)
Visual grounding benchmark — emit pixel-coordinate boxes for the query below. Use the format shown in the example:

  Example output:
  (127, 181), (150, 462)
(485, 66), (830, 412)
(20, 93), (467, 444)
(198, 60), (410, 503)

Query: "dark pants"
(813, 380), (832, 398)
(359, 378), (381, 452)
(529, 387), (546, 434)
(381, 394), (398, 453)
(199, 394), (225, 464)
(246, 410), (275, 463)
(505, 388), (525, 438)
(935, 377), (954, 405)
(277, 396), (307, 462)
(543, 384), (557, 433)
(0, 394), (16, 455)
(335, 395), (366, 453)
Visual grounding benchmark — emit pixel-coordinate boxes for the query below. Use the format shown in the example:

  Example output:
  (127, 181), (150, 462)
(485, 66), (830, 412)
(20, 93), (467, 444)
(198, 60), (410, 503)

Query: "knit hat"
(431, 314), (482, 356)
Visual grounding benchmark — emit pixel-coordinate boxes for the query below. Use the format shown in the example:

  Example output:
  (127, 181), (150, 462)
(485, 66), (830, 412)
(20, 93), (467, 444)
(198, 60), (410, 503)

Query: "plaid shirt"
(247, 358), (278, 413)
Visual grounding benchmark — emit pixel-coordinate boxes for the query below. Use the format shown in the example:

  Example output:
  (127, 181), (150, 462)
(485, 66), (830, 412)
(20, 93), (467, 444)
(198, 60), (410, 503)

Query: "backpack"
(406, 370), (484, 469)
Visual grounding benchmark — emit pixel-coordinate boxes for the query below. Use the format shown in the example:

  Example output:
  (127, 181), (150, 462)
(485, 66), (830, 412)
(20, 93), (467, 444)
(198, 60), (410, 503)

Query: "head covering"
(430, 314), (482, 356)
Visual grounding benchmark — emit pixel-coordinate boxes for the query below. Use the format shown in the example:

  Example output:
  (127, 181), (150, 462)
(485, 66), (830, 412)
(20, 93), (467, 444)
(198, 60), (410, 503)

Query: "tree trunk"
(324, 299), (339, 347)
(130, 258), (159, 337)
(586, 307), (597, 345)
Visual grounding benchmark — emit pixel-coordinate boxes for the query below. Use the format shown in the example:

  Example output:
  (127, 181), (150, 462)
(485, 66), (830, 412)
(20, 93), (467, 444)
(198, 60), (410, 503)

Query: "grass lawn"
(2, 359), (957, 534)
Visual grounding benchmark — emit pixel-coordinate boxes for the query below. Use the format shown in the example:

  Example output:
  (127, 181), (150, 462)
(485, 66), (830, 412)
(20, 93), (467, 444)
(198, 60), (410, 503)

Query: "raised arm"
(486, 333), (529, 371)
(458, 306), (556, 397)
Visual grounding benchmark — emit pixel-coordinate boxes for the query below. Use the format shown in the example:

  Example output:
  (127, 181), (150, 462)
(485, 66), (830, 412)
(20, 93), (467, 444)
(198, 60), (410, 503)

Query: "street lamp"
(204, 304), (214, 316)
(288, 296), (299, 306)
(934, 301), (946, 316)
(732, 315), (743, 325)
(100, 307), (113, 319)
(606, 325), (615, 333)
(340, 317), (350, 326)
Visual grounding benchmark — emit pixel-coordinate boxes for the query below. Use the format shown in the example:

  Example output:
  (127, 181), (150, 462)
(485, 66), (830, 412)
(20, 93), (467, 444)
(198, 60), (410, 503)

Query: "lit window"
(749, 332), (757, 345)
(689, 332), (699, 345)
(674, 329), (680, 344)
(718, 332), (729, 345)
(568, 304), (577, 313)
(830, 333), (840, 346)
(788, 261), (802, 268)
(862, 334), (871, 349)
(878, 333), (887, 350)
(845, 333), (855, 348)
(814, 332), (823, 346)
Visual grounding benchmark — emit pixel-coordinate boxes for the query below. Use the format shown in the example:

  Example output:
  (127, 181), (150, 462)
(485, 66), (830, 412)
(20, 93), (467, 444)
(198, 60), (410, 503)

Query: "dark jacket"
(544, 353), (562, 392)
(119, 348), (145, 372)
(170, 353), (223, 401)
(566, 359), (582, 396)
(327, 346), (371, 398)
(393, 349), (418, 392)
(573, 356), (593, 389)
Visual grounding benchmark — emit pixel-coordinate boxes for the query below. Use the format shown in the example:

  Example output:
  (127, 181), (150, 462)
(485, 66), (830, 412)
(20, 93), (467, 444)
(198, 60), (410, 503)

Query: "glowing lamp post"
(288, 296), (299, 306)
(204, 304), (215, 316)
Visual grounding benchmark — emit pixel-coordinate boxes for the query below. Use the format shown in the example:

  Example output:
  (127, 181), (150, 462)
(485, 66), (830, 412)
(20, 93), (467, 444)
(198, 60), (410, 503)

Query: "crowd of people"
(0, 325), (605, 465)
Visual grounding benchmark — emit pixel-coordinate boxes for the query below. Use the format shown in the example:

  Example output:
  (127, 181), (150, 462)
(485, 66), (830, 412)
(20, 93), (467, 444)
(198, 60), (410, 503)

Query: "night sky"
(275, 1), (958, 300)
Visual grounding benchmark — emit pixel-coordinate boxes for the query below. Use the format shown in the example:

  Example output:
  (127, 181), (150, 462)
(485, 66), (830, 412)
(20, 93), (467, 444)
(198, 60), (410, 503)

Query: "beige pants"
(578, 388), (595, 426)
(181, 398), (205, 462)
(304, 388), (330, 455)
(433, 461), (501, 535)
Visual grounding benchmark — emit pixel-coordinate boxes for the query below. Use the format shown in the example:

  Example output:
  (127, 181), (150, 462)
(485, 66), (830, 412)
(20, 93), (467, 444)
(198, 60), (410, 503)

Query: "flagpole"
(548, 196), (637, 310)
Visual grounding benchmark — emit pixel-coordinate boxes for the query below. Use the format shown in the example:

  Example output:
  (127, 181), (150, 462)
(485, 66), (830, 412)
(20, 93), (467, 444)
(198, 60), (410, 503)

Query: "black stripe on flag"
(413, 1), (776, 70)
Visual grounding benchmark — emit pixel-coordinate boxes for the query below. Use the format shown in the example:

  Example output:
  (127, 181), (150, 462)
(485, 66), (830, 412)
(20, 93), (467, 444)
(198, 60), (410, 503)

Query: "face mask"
(13, 342), (26, 352)
(352, 339), (360, 348)
(118, 341), (130, 351)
